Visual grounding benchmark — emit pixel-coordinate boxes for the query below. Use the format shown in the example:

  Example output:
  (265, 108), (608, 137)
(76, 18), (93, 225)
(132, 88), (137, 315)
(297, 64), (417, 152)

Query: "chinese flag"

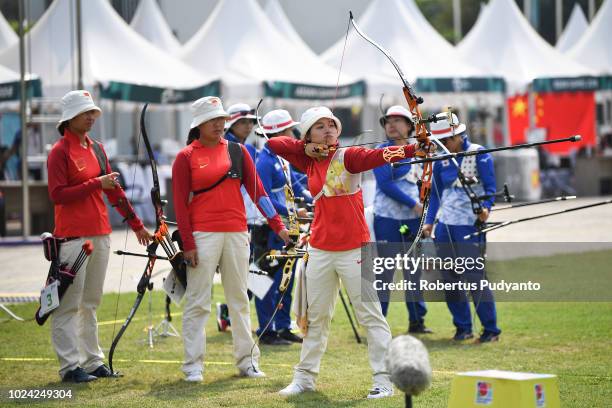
(507, 94), (529, 145)
(534, 91), (596, 154)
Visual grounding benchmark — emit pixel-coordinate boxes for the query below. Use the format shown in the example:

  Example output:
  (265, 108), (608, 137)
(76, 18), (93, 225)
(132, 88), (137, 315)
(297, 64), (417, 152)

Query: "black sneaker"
(278, 329), (303, 343)
(453, 330), (474, 341)
(62, 367), (97, 383)
(88, 364), (113, 378)
(216, 303), (231, 332)
(408, 321), (433, 334)
(260, 333), (291, 346)
(476, 331), (500, 343)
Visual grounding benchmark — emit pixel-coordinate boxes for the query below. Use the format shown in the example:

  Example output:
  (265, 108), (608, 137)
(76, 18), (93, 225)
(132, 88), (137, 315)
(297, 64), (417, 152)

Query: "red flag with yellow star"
(507, 94), (529, 145)
(534, 91), (596, 154)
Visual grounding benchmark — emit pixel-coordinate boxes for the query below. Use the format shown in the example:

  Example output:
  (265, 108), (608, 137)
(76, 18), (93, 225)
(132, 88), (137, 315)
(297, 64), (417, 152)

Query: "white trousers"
(182, 231), (259, 374)
(51, 235), (110, 378)
(293, 247), (392, 388)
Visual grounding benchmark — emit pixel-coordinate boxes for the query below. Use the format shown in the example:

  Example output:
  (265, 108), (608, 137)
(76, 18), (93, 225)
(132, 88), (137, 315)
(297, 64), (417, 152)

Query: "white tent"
(181, 0), (354, 103)
(556, 4), (589, 53)
(0, 63), (41, 101)
(130, 0), (182, 56)
(0, 9), (17, 53)
(321, 0), (483, 102)
(264, 0), (313, 56)
(568, 0), (612, 75)
(457, 0), (591, 92)
(0, 0), (211, 98)
(0, 64), (19, 83)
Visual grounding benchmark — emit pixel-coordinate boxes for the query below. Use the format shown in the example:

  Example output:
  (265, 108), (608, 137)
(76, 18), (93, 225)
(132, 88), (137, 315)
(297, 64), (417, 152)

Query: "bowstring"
(331, 14), (352, 113)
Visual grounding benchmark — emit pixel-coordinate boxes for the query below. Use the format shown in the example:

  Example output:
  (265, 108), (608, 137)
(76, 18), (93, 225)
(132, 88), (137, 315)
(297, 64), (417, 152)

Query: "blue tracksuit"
(426, 136), (501, 336)
(253, 145), (311, 335)
(225, 131), (261, 225)
(373, 141), (427, 323)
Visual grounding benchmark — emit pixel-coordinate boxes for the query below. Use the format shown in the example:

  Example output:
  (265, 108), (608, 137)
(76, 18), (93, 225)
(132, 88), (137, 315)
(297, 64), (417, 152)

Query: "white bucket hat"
(57, 90), (101, 128)
(429, 112), (466, 140)
(190, 96), (229, 129)
(299, 106), (342, 137)
(379, 105), (414, 127)
(255, 109), (300, 135)
(224, 103), (258, 130)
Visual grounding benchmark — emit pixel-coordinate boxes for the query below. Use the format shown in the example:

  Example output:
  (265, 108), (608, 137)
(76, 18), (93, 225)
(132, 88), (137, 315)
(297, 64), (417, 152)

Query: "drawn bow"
(348, 11), (435, 254)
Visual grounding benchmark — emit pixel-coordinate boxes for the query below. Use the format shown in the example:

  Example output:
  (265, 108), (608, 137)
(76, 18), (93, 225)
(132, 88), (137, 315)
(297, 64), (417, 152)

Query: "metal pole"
(76, 0), (84, 89)
(555, 0), (562, 41)
(453, 0), (462, 43)
(588, 0), (595, 21)
(18, 0), (30, 238)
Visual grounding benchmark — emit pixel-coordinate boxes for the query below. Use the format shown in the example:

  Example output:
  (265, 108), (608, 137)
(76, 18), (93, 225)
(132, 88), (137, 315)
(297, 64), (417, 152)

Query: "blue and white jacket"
(373, 141), (422, 220)
(425, 137), (496, 226)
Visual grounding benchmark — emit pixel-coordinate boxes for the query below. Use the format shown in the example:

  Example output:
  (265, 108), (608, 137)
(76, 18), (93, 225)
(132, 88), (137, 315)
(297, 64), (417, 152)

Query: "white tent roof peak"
(556, 4), (589, 53)
(321, 0), (481, 83)
(130, 0), (182, 55)
(457, 0), (592, 91)
(0, 9), (17, 53)
(180, 0), (345, 86)
(0, 0), (210, 97)
(568, 0), (612, 75)
(264, 0), (314, 56)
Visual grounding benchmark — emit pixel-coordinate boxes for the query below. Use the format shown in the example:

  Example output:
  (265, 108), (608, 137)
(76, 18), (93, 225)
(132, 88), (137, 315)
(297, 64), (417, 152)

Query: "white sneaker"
(240, 366), (266, 378)
(278, 382), (313, 397)
(367, 386), (394, 399)
(184, 371), (203, 382)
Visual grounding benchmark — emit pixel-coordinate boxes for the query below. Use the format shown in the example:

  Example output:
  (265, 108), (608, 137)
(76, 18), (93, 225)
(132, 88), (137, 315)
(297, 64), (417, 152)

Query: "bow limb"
(108, 242), (158, 375)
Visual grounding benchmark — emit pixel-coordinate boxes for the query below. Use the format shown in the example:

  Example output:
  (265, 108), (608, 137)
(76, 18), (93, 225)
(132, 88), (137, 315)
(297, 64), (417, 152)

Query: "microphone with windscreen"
(385, 335), (432, 407)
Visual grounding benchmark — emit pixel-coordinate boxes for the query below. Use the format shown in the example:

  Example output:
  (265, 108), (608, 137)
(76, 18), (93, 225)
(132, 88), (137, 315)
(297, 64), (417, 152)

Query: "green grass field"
(1, 251), (611, 407)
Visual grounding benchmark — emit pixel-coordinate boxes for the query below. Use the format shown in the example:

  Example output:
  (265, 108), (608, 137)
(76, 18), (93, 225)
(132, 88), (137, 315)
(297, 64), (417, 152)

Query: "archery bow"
(348, 11), (435, 255)
(108, 104), (187, 374)
(139, 104), (187, 290)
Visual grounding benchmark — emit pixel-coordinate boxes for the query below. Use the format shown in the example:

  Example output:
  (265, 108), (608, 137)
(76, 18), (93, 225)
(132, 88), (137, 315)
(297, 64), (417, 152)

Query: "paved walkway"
(1, 196), (610, 295)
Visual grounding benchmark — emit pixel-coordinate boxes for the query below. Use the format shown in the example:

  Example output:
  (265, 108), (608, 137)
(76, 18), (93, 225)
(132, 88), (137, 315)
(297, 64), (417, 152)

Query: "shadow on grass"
(282, 390), (379, 407)
(417, 336), (477, 351)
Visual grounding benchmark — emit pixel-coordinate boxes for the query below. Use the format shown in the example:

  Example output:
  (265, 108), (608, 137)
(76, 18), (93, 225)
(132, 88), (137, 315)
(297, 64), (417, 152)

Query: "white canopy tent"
(457, 0), (592, 93)
(0, 64), (41, 102)
(180, 0), (359, 104)
(321, 0), (487, 105)
(556, 4), (589, 53)
(130, 0), (182, 56)
(0, 9), (17, 53)
(568, 0), (612, 75)
(0, 0), (220, 162)
(264, 0), (314, 56)
(0, 0), (212, 99)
